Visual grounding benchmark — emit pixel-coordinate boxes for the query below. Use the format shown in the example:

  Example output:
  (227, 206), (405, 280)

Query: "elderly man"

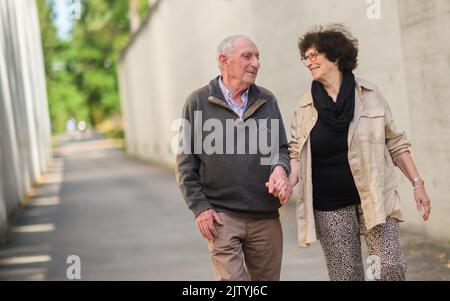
(175, 35), (292, 281)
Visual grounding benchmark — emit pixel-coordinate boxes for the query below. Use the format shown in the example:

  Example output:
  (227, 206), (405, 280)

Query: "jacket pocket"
(356, 109), (385, 144)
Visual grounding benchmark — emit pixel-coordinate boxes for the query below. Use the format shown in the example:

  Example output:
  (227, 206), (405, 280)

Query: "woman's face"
(303, 47), (339, 82)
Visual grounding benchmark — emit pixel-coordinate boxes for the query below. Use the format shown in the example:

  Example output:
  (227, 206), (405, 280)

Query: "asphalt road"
(0, 135), (448, 280)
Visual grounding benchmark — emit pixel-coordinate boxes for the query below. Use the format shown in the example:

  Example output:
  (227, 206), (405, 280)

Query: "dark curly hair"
(298, 24), (359, 72)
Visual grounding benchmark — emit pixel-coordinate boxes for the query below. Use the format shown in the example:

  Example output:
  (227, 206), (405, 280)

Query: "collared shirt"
(289, 77), (411, 248)
(218, 77), (249, 118)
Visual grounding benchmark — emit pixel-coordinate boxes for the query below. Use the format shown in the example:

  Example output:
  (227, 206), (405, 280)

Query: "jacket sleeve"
(270, 97), (291, 175)
(288, 106), (301, 160)
(175, 98), (212, 217)
(380, 90), (412, 165)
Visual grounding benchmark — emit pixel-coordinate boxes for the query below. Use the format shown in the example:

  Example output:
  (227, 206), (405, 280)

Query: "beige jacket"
(288, 77), (411, 248)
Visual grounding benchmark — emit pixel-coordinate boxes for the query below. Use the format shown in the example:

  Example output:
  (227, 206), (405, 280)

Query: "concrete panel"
(119, 0), (448, 240)
(397, 0), (450, 240)
(0, 0), (24, 213)
(0, 146), (8, 236)
(0, 0), (51, 230)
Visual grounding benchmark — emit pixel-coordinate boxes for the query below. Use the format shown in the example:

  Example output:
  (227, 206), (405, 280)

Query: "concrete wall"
(0, 0), (52, 234)
(395, 0), (450, 240)
(118, 0), (449, 240)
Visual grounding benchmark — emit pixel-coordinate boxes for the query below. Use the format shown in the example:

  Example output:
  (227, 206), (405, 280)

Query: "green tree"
(69, 0), (133, 126)
(37, 0), (151, 133)
(37, 0), (88, 132)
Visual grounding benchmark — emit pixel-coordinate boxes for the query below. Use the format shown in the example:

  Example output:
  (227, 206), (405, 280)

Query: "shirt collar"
(218, 76), (249, 107)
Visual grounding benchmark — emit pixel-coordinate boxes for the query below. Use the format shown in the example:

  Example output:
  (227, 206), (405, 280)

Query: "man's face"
(223, 37), (260, 87)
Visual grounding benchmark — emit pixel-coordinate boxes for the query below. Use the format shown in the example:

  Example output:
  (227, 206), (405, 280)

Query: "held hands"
(266, 166), (293, 205)
(414, 184), (431, 221)
(195, 209), (224, 241)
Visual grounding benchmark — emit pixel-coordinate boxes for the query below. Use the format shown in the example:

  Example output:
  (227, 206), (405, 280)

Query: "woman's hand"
(278, 182), (293, 206)
(394, 152), (431, 222)
(414, 185), (431, 221)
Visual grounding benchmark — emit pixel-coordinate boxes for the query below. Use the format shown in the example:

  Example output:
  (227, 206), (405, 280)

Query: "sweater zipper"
(208, 96), (267, 121)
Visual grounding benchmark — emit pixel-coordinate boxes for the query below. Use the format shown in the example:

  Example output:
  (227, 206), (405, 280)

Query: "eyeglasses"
(301, 52), (319, 65)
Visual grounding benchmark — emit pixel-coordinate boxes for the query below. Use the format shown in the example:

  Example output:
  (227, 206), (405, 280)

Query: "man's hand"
(195, 209), (224, 241)
(266, 166), (292, 205)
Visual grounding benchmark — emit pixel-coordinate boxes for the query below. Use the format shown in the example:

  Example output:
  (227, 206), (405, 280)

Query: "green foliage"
(36, 0), (58, 75)
(36, 0), (150, 133)
(137, 0), (150, 20)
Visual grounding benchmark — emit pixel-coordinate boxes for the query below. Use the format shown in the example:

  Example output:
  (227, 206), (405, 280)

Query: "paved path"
(0, 135), (448, 280)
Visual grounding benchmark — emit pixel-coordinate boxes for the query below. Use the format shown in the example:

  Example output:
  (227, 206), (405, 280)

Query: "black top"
(311, 71), (355, 136)
(310, 114), (361, 211)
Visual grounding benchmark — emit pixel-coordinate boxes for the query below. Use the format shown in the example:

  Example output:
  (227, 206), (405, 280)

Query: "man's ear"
(218, 53), (228, 69)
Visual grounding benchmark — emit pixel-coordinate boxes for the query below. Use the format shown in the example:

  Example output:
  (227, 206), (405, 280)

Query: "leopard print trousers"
(314, 205), (407, 281)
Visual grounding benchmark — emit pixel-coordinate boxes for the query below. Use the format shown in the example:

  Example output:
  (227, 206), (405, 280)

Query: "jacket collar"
(299, 76), (375, 107)
(208, 75), (262, 108)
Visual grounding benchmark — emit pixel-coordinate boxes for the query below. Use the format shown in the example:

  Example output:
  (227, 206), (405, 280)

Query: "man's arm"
(175, 100), (212, 217)
(175, 99), (223, 241)
(270, 97), (291, 175)
(266, 97), (292, 204)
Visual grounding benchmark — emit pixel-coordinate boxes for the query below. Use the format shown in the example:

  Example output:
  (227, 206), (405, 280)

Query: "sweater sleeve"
(270, 97), (291, 176)
(175, 98), (212, 217)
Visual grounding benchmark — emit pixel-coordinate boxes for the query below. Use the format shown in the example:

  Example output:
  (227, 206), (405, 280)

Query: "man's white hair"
(216, 34), (251, 70)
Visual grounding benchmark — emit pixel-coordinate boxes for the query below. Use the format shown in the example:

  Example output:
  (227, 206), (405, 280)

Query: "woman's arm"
(289, 159), (300, 187)
(378, 89), (430, 221)
(395, 152), (431, 221)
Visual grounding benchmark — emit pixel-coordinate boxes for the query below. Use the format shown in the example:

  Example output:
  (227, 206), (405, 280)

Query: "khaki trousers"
(207, 212), (283, 281)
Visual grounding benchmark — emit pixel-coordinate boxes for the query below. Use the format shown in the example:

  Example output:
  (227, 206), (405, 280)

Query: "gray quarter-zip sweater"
(176, 76), (291, 219)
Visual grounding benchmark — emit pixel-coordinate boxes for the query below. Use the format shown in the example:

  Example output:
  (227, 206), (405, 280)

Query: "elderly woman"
(285, 25), (431, 281)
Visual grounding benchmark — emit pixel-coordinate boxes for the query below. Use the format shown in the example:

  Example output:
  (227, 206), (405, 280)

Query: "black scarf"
(311, 71), (356, 136)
